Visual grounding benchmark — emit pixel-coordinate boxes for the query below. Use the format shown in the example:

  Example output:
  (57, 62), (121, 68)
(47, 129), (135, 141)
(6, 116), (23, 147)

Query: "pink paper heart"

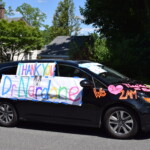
(108, 85), (123, 95)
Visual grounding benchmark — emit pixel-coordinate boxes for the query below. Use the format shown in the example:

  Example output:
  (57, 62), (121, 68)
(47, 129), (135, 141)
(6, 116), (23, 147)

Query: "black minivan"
(0, 59), (150, 139)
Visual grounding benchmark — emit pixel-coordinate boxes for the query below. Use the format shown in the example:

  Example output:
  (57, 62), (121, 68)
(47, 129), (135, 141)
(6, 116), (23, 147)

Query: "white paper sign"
(0, 75), (83, 106)
(16, 63), (56, 76)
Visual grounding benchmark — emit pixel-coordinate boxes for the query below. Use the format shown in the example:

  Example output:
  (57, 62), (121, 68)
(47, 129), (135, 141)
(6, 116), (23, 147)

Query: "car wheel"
(104, 106), (139, 139)
(0, 102), (18, 127)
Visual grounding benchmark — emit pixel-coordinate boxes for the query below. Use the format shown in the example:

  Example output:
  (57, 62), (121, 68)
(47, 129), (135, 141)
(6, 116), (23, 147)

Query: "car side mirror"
(80, 80), (94, 88)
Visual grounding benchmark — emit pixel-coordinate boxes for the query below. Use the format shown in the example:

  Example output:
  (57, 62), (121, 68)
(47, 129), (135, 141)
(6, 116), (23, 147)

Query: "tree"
(69, 33), (110, 64)
(0, 19), (44, 62)
(42, 25), (51, 44)
(0, 0), (14, 16)
(88, 34), (110, 64)
(81, 0), (150, 81)
(49, 0), (81, 41)
(81, 0), (150, 38)
(16, 3), (47, 28)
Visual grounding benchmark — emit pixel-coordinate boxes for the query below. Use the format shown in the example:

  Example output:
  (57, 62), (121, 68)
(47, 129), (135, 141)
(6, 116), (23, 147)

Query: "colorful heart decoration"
(108, 85), (123, 95)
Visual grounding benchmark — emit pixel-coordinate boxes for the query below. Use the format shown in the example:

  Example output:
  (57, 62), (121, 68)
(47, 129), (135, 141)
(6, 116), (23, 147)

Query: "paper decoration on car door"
(0, 75), (83, 106)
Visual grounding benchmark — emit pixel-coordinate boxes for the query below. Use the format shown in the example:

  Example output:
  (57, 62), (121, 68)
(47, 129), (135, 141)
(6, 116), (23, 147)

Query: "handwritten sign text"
(16, 63), (56, 76)
(0, 75), (83, 106)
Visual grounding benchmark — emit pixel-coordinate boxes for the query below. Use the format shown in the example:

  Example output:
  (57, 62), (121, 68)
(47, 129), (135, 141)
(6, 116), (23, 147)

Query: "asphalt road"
(0, 122), (150, 150)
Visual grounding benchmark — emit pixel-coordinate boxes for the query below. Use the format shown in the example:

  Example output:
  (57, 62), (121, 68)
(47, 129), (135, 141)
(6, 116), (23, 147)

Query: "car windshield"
(78, 63), (129, 84)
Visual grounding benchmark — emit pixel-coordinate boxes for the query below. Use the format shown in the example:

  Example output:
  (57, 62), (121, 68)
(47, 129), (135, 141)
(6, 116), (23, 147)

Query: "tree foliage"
(16, 3), (47, 28)
(0, 19), (44, 62)
(81, 0), (150, 38)
(81, 0), (150, 81)
(69, 33), (110, 64)
(48, 0), (81, 42)
(88, 34), (110, 64)
(0, 0), (14, 16)
(42, 25), (52, 44)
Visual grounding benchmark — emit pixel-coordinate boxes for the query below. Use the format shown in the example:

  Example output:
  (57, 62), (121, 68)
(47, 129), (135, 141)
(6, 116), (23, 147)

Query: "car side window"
(0, 66), (17, 79)
(57, 64), (92, 81)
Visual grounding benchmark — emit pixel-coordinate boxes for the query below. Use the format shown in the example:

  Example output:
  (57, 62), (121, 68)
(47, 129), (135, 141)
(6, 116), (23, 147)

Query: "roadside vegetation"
(80, 0), (150, 82)
(0, 20), (43, 62)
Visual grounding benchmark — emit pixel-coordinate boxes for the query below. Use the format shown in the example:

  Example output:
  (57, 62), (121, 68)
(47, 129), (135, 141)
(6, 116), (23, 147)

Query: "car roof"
(0, 59), (93, 67)
(0, 59), (108, 86)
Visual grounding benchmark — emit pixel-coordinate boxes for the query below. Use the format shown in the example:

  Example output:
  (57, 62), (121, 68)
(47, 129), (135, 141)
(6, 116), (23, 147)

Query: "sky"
(3, 0), (95, 35)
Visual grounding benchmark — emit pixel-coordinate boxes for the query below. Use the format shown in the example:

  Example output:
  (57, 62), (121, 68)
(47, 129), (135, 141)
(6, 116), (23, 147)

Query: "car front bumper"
(138, 105), (150, 131)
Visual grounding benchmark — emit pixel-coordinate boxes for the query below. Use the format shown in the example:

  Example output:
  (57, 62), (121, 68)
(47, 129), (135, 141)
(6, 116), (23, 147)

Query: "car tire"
(0, 102), (18, 127)
(104, 106), (139, 139)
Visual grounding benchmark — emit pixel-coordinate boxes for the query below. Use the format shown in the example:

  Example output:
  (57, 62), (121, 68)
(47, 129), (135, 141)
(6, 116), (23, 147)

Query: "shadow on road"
(16, 121), (109, 138)
(15, 121), (150, 140)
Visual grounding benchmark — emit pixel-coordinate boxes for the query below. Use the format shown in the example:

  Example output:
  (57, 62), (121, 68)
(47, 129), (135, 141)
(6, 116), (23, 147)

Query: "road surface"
(0, 122), (150, 150)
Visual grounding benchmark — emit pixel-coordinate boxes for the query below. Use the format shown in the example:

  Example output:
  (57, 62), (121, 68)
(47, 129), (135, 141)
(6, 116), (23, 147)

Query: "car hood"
(111, 80), (150, 96)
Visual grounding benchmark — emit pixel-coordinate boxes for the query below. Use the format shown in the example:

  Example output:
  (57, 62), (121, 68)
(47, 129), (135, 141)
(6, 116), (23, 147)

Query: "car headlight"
(138, 92), (150, 103)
